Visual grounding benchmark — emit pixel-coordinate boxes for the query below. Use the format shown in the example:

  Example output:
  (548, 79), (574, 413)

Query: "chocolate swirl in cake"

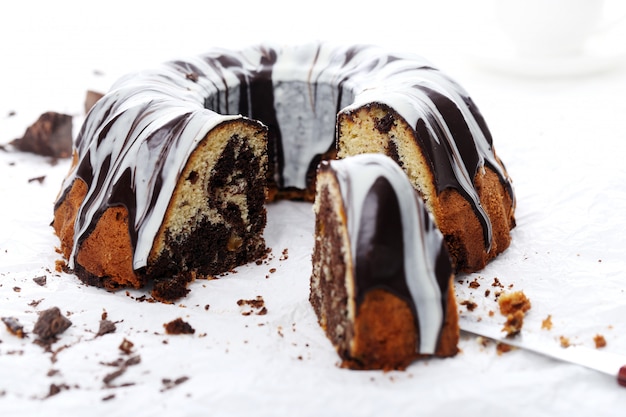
(57, 42), (513, 271)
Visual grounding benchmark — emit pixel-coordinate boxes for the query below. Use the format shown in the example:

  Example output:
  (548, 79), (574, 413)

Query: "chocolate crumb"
(103, 368), (126, 385)
(96, 319), (116, 337)
(33, 307), (72, 341)
(161, 376), (189, 392)
(28, 299), (44, 308)
(46, 383), (70, 398)
(33, 276), (47, 286)
(102, 355), (141, 386)
(28, 175), (46, 184)
(163, 318), (195, 335)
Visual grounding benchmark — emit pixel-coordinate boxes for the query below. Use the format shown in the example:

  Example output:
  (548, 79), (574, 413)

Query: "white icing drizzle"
(329, 153), (445, 354)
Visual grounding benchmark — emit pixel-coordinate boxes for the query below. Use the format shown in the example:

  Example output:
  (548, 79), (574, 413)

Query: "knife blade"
(459, 315), (626, 387)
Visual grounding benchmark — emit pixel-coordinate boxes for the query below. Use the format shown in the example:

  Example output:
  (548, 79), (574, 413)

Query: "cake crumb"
(460, 300), (477, 311)
(559, 335), (571, 348)
(163, 318), (195, 335)
(496, 342), (516, 355)
(541, 315), (553, 330)
(498, 291), (531, 337)
(476, 336), (490, 349)
(151, 274), (193, 303)
(502, 310), (525, 337)
(468, 278), (480, 289)
(593, 334), (607, 349)
(237, 296), (267, 316)
(54, 259), (66, 273)
(1, 317), (26, 338)
(498, 291), (531, 315)
(119, 338), (134, 355)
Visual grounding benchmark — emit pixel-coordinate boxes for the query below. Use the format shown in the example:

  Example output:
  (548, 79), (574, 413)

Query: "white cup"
(495, 0), (606, 59)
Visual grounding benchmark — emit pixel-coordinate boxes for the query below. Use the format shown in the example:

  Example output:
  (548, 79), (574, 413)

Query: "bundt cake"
(310, 154), (459, 370)
(53, 42), (515, 303)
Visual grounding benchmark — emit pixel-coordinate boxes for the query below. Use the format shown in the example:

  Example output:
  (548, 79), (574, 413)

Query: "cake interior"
(148, 119), (269, 282)
(310, 170), (355, 360)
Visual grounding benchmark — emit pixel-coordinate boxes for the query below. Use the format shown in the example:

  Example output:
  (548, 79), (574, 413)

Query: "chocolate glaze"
(355, 176), (411, 306)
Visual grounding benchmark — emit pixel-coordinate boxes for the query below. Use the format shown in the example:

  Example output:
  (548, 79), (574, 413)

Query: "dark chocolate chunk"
(11, 112), (73, 158)
(33, 307), (72, 341)
(33, 276), (47, 286)
(96, 319), (116, 337)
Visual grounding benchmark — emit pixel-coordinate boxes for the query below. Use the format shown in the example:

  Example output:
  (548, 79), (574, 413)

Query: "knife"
(459, 315), (626, 387)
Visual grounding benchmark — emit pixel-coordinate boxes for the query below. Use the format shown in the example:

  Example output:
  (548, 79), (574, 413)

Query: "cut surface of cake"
(310, 153), (459, 370)
(53, 110), (268, 299)
(53, 42), (515, 302)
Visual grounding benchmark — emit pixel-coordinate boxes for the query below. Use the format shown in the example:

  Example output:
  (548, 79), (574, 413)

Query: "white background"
(2, 0), (626, 416)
